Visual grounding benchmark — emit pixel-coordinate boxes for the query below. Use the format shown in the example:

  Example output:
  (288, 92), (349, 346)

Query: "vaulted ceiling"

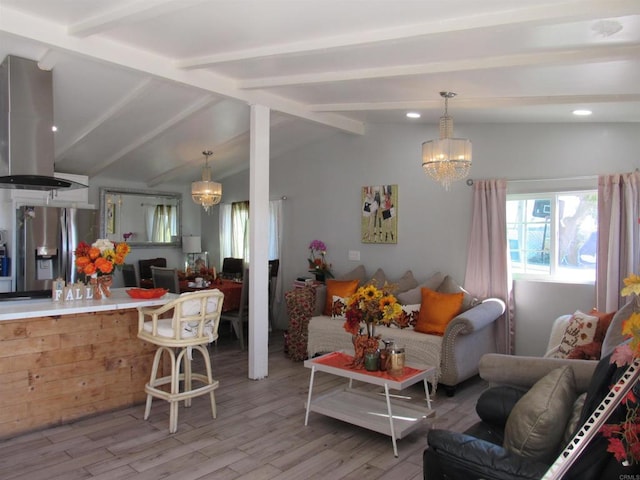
(0, 0), (638, 186)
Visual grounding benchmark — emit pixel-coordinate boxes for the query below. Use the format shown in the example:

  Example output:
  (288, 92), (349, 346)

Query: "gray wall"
(212, 122), (639, 353)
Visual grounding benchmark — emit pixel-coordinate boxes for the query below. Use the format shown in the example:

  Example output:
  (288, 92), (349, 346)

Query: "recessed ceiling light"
(573, 109), (592, 116)
(51, 125), (58, 132)
(591, 20), (623, 37)
(406, 112), (421, 119)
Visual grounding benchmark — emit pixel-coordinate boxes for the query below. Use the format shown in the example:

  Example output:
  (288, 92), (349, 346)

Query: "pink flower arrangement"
(308, 239), (333, 278)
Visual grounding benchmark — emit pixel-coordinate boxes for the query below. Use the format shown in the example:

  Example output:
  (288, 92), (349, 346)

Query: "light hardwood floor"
(0, 329), (486, 480)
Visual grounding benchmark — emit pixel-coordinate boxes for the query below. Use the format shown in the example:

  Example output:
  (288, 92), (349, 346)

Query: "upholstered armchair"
(479, 299), (634, 393)
(423, 351), (634, 480)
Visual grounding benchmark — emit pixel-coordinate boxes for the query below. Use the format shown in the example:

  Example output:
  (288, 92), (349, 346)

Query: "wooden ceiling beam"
(88, 94), (219, 177)
(67, 0), (207, 38)
(239, 44), (640, 89)
(310, 94), (640, 112)
(177, 0), (640, 69)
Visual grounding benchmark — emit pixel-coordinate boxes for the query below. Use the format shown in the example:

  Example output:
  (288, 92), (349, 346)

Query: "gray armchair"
(424, 351), (633, 480)
(479, 299), (635, 392)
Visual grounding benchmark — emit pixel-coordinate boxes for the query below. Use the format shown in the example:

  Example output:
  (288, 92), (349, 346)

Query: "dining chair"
(139, 257), (167, 287)
(137, 289), (224, 433)
(151, 266), (180, 293)
(122, 263), (138, 287)
(268, 259), (279, 330)
(220, 268), (249, 350)
(221, 257), (244, 280)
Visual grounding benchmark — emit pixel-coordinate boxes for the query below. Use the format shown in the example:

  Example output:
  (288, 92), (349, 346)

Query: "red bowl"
(126, 288), (168, 299)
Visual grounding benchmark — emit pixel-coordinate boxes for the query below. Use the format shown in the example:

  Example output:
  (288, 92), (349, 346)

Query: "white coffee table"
(304, 351), (436, 457)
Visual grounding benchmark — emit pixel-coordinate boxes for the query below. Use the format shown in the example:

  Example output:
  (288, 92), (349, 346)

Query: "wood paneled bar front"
(0, 289), (178, 439)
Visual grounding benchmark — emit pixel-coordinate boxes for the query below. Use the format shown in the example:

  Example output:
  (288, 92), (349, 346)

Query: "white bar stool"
(137, 289), (224, 433)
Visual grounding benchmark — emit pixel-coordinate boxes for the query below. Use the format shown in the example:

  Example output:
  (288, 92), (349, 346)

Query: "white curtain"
(463, 179), (513, 354)
(151, 205), (175, 242)
(219, 203), (232, 267)
(218, 199), (283, 263)
(596, 171), (640, 311)
(268, 200), (283, 260)
(231, 201), (250, 261)
(145, 205), (156, 242)
(269, 200), (284, 319)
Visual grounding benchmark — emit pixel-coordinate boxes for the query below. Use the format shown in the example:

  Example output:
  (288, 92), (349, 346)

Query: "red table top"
(180, 279), (243, 311)
(312, 351), (422, 381)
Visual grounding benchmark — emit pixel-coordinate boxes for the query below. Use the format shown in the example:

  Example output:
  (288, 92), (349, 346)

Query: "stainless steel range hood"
(0, 55), (86, 190)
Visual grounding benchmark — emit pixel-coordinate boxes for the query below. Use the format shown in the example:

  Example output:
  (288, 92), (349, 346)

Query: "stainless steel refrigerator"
(16, 205), (98, 293)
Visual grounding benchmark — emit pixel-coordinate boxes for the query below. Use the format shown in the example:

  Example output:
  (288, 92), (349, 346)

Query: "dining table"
(179, 278), (243, 312)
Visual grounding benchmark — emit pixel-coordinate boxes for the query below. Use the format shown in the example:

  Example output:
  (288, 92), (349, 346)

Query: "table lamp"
(182, 235), (201, 272)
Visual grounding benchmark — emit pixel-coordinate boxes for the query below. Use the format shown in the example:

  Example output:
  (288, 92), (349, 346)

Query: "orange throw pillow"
(588, 308), (616, 343)
(324, 279), (359, 316)
(415, 287), (464, 336)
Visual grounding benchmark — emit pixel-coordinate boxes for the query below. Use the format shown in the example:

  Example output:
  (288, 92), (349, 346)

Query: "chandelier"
(421, 92), (472, 190)
(191, 150), (222, 212)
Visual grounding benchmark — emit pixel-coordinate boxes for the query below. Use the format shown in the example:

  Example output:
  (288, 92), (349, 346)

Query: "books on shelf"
(293, 277), (318, 288)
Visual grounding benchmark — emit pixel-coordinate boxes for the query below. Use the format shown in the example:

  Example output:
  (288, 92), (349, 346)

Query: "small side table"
(284, 287), (317, 361)
(304, 351), (436, 457)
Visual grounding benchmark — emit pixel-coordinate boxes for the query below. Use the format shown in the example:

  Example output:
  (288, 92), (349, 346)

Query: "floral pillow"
(331, 295), (349, 319)
(550, 310), (599, 359)
(388, 304), (420, 329)
(566, 308), (617, 360)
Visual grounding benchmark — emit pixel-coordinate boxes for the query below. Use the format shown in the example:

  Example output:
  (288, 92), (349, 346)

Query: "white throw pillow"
(388, 304), (420, 329)
(549, 310), (598, 359)
(331, 295), (349, 319)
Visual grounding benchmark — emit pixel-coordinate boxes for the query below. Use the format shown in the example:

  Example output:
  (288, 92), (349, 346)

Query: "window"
(219, 200), (282, 266)
(507, 191), (597, 282)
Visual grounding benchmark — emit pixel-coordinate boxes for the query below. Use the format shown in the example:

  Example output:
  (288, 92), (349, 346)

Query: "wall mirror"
(99, 188), (182, 247)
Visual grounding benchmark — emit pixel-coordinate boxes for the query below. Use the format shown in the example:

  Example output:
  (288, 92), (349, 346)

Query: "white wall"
(216, 122), (639, 349)
(513, 280), (595, 356)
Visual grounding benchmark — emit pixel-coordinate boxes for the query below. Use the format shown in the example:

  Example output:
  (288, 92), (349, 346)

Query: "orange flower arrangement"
(74, 238), (130, 277)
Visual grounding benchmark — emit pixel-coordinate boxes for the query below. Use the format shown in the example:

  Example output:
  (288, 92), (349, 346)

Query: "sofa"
(299, 266), (506, 395)
(423, 348), (634, 480)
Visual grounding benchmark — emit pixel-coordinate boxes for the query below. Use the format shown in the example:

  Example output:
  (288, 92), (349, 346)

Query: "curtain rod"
(467, 169), (638, 186)
(466, 174), (598, 186)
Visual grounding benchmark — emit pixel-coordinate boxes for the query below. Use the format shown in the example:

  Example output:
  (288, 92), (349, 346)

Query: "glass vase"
(99, 275), (113, 298)
(90, 274), (101, 300)
(364, 350), (380, 371)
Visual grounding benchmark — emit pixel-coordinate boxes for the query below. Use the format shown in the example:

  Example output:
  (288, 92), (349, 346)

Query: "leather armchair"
(423, 352), (634, 480)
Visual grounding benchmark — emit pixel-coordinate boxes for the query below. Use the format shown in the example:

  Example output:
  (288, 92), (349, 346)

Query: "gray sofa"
(305, 267), (506, 395)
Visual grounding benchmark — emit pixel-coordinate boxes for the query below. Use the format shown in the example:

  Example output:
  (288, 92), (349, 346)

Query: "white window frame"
(507, 189), (597, 284)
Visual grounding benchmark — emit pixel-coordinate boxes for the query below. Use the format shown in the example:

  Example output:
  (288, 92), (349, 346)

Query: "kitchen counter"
(0, 289), (177, 439)
(0, 288), (179, 321)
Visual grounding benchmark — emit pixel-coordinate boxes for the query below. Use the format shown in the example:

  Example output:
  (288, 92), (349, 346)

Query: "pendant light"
(421, 92), (472, 190)
(191, 150), (222, 212)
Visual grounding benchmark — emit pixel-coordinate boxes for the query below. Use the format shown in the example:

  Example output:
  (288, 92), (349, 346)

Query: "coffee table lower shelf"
(304, 351), (436, 456)
(306, 388), (433, 451)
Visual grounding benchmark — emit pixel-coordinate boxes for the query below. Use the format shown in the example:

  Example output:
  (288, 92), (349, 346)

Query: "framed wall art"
(361, 185), (397, 244)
